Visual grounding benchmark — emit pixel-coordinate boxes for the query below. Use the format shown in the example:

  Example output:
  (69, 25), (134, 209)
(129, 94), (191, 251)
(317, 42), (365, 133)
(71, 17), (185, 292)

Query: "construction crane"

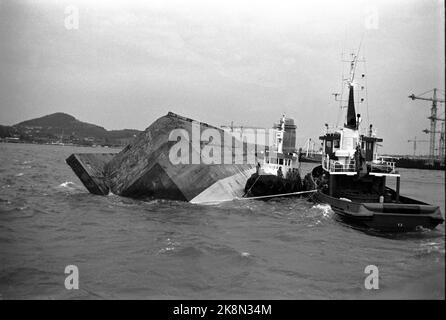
(441, 122), (445, 159)
(407, 136), (428, 156)
(422, 121), (445, 159)
(409, 88), (445, 159)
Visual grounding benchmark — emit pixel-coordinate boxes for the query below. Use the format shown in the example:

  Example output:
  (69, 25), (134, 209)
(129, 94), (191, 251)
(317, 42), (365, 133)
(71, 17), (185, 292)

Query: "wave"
(58, 181), (78, 189)
(312, 204), (333, 218)
(415, 241), (445, 256)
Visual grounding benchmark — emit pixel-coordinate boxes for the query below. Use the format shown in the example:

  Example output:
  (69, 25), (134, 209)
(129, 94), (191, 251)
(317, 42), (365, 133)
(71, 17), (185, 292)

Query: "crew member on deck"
(277, 167), (283, 178)
(286, 168), (292, 180)
(354, 144), (367, 174)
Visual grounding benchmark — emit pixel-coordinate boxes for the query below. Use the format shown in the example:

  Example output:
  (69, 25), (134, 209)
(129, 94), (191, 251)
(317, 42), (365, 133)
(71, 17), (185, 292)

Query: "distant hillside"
(1, 112), (141, 146)
(17, 112), (78, 127)
(15, 112), (109, 138)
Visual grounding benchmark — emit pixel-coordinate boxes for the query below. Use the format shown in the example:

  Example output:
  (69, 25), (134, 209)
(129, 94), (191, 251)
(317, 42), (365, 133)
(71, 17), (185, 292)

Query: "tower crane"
(422, 121), (445, 159)
(407, 136), (428, 156)
(409, 88), (445, 159)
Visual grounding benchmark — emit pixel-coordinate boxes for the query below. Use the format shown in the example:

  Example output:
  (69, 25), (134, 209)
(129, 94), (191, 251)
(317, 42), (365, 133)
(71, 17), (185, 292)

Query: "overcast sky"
(0, 0), (444, 154)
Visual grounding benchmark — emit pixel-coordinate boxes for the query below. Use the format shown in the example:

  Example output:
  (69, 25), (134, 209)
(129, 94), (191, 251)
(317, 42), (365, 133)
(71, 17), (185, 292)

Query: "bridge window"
(334, 140), (340, 148)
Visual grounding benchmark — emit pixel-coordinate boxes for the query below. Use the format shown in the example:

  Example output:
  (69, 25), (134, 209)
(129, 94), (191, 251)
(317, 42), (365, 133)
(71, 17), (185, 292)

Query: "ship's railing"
(261, 157), (300, 175)
(305, 151), (323, 157)
(370, 159), (396, 174)
(322, 155), (397, 174)
(322, 156), (356, 173)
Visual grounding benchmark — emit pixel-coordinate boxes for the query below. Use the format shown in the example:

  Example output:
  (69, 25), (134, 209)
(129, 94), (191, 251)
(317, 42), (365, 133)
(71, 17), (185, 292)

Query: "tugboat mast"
(334, 48), (367, 131)
(345, 55), (358, 130)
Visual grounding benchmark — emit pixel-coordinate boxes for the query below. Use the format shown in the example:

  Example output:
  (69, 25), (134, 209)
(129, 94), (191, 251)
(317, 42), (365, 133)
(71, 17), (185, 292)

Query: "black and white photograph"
(0, 0), (444, 304)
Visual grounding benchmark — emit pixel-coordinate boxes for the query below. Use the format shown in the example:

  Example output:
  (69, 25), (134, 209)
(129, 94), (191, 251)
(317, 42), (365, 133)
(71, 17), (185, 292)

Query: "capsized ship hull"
(66, 112), (257, 203)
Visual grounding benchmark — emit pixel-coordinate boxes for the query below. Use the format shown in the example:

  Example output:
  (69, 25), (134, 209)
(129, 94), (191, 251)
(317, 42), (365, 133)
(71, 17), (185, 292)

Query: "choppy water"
(0, 143), (444, 299)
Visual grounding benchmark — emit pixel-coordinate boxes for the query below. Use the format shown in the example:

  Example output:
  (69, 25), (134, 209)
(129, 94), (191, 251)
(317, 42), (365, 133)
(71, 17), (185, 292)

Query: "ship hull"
(66, 112), (257, 203)
(244, 173), (303, 198)
(313, 189), (444, 232)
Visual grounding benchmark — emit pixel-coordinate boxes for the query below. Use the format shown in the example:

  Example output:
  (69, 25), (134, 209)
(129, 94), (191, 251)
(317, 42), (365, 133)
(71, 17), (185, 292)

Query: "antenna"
(336, 37), (367, 129)
(350, 35), (364, 83)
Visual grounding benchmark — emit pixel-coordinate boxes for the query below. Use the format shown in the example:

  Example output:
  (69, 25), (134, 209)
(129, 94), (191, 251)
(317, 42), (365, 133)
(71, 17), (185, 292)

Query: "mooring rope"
(193, 189), (318, 205)
(241, 189), (318, 200)
(243, 174), (261, 197)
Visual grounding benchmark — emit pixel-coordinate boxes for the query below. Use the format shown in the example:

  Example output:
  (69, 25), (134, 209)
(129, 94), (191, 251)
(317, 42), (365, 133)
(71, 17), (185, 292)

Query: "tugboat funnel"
(346, 85), (356, 129)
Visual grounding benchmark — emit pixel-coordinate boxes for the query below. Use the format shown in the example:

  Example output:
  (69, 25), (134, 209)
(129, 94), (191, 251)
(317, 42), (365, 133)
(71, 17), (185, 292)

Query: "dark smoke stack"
(346, 85), (356, 129)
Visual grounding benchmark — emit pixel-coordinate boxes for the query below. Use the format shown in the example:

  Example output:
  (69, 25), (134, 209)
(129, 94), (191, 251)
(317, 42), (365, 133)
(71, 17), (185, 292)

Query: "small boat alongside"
(304, 52), (444, 232)
(244, 115), (305, 198)
(299, 138), (323, 163)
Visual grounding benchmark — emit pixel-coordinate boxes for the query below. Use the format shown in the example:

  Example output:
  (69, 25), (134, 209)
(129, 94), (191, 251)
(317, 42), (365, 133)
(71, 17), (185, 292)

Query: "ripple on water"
(58, 181), (81, 189)
(415, 241), (445, 258)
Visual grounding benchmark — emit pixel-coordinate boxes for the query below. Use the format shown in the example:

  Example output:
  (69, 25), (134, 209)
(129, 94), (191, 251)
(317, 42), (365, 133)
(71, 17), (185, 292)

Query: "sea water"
(0, 143), (444, 299)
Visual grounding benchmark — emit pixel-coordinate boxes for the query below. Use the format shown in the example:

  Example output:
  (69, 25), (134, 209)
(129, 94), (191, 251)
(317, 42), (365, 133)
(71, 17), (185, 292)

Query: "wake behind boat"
(304, 52), (444, 232)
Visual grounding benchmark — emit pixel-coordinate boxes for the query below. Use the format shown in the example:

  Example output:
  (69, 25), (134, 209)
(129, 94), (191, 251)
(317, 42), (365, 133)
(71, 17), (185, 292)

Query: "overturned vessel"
(66, 112), (268, 203)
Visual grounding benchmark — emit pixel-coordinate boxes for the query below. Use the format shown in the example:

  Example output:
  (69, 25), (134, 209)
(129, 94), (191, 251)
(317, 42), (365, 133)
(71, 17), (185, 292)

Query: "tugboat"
(305, 52), (444, 232)
(244, 115), (304, 197)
